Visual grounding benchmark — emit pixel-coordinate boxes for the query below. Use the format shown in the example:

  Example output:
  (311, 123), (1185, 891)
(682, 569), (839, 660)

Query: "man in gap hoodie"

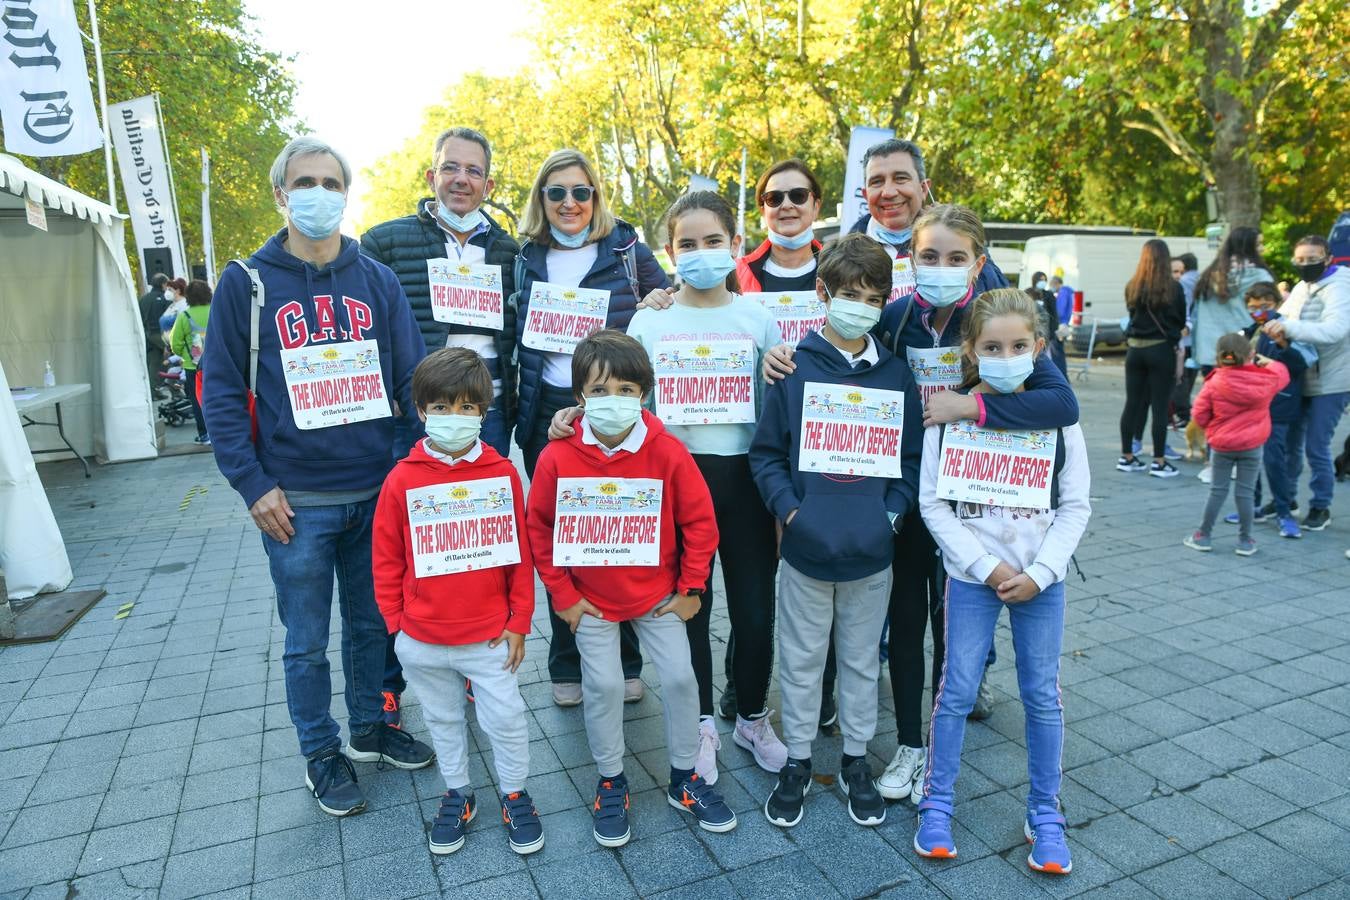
(202, 137), (432, 819)
(749, 234), (923, 831)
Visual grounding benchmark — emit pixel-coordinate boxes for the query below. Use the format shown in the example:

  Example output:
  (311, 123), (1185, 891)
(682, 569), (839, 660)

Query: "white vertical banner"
(201, 146), (216, 285)
(109, 94), (186, 279)
(841, 126), (894, 231)
(0, 0), (104, 156)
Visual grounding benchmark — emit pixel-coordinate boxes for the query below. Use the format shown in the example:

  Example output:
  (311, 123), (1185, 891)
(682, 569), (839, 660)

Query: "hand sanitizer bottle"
(43, 361), (56, 388)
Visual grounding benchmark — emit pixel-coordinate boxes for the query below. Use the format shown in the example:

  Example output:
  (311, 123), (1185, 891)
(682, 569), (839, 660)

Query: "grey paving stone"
(187, 734), (263, 775)
(0, 832), (85, 891)
(1067, 760), (1161, 811)
(443, 870), (542, 900)
(249, 863), (344, 900)
(691, 808), (792, 869)
(252, 821), (341, 883)
(1125, 792), (1243, 851)
(0, 794), (102, 849)
(345, 845), (439, 899)
(171, 796), (257, 853)
(1122, 741), (1223, 792)
(1285, 741), (1350, 790)
(1073, 712), (1164, 756)
(531, 850), (632, 898)
(338, 800), (422, 860)
(1232, 758), (1346, 808)
(1258, 809), (1350, 877)
(1196, 831), (1333, 898)
(796, 822), (921, 897)
(1116, 699), (1208, 741)
(77, 814), (174, 875)
(25, 759), (115, 805)
(95, 778), (184, 828)
(179, 762), (260, 810)
(121, 718), (198, 756)
(45, 730), (130, 771)
(925, 853), (1048, 900)
(62, 704), (138, 739)
(160, 837), (254, 900)
(727, 852), (844, 899)
(1171, 724), (1266, 771)
(1264, 697), (1350, 741)
(257, 787), (328, 835)
(1131, 853), (1260, 900)
(1071, 810), (1185, 875)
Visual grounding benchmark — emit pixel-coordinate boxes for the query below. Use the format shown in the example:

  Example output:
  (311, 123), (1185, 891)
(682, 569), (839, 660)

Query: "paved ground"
(2, 361), (1348, 899)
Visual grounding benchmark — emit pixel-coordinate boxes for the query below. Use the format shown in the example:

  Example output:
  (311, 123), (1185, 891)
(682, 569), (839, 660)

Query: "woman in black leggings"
(1117, 239), (1187, 477)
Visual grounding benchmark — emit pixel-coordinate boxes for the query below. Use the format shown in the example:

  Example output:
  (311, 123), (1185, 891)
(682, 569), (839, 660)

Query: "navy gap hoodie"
(202, 230), (426, 507)
(749, 330), (923, 582)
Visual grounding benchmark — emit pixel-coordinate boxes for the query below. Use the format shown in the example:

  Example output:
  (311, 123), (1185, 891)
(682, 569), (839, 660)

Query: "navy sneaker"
(501, 790), (544, 854)
(839, 757), (886, 826)
(669, 772), (737, 833)
(718, 681), (737, 721)
(345, 722), (434, 770)
(429, 789), (475, 855)
(592, 774), (631, 847)
(764, 758), (811, 828)
(381, 691), (401, 729)
(305, 750), (366, 817)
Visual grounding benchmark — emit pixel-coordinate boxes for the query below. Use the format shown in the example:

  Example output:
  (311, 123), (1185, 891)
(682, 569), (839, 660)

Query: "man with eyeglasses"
(360, 127), (520, 729)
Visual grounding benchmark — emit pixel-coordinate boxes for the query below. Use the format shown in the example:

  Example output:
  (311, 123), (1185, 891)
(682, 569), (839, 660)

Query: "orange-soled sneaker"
(1025, 809), (1073, 875)
(592, 774), (631, 847)
(913, 800), (957, 859)
(501, 790), (544, 855)
(381, 691), (401, 729)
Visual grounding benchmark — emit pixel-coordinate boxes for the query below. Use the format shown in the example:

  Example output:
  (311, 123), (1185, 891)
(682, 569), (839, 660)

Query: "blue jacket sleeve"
(1266, 336), (1309, 381)
(977, 253), (1010, 291)
(201, 264), (276, 508)
(634, 241), (670, 294)
(748, 378), (799, 521)
(382, 268), (426, 419)
(885, 373), (924, 520)
(981, 353), (1080, 429)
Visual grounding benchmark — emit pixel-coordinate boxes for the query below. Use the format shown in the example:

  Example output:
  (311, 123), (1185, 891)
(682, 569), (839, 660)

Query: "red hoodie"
(1192, 361), (1290, 452)
(372, 440), (534, 644)
(526, 410), (718, 620)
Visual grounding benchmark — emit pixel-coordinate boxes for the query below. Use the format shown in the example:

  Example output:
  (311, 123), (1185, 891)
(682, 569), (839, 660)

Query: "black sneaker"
(305, 750), (366, 817)
(381, 691), (401, 729)
(1252, 501), (1275, 523)
(592, 774), (631, 847)
(501, 790), (544, 854)
(668, 773), (737, 833)
(1149, 461), (1180, 478)
(345, 722), (435, 770)
(818, 693), (838, 730)
(1116, 456), (1146, 473)
(764, 759), (811, 827)
(1303, 507), (1331, 531)
(429, 789), (475, 855)
(839, 757), (886, 826)
(718, 681), (737, 721)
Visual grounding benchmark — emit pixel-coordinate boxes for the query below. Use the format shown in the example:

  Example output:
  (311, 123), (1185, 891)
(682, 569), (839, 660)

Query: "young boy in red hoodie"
(372, 348), (543, 857)
(526, 329), (737, 847)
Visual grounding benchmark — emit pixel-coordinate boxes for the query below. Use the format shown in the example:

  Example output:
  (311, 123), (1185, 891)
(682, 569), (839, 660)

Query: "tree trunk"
(1197, 0), (1263, 228)
(1211, 105), (1262, 228)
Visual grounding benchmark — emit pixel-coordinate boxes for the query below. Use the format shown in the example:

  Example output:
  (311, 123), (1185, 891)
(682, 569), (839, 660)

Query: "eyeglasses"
(438, 163), (486, 180)
(543, 185), (595, 204)
(760, 188), (814, 208)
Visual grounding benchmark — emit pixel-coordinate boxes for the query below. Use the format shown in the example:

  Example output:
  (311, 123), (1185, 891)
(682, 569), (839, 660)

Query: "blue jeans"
(263, 499), (386, 758)
(922, 579), (1065, 814)
(1264, 422), (1295, 517)
(1286, 392), (1350, 510)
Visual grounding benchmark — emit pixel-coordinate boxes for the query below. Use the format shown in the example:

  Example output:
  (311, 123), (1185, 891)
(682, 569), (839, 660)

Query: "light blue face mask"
(825, 288), (882, 340)
(676, 248), (736, 290)
(424, 413), (482, 452)
(437, 202), (485, 233)
(978, 352), (1035, 393)
(914, 264), (974, 308)
(285, 186), (346, 240)
(584, 395), (642, 436)
(767, 225), (814, 250)
(871, 222), (913, 247)
(550, 225), (591, 249)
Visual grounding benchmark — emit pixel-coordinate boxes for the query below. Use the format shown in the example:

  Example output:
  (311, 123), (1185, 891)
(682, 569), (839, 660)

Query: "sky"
(243, 1), (532, 226)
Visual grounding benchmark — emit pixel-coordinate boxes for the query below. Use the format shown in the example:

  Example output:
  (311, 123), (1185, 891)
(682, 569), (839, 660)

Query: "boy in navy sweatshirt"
(749, 233), (923, 829)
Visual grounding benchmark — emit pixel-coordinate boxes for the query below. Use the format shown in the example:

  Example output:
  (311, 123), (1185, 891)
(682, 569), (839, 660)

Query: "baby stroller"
(156, 357), (195, 427)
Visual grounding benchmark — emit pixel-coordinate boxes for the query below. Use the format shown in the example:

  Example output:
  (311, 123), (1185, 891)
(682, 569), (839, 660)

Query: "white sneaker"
(695, 717), (720, 785)
(732, 711), (788, 773)
(877, 744), (926, 800)
(623, 678), (644, 703)
(1198, 465), (1213, 484)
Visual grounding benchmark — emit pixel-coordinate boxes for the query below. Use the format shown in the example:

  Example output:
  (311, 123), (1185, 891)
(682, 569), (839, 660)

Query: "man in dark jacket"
(138, 272), (169, 387)
(361, 127), (518, 460)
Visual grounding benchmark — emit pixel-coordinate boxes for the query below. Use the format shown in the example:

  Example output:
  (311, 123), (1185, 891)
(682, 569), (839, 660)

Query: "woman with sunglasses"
(738, 160), (826, 294)
(514, 148), (669, 707)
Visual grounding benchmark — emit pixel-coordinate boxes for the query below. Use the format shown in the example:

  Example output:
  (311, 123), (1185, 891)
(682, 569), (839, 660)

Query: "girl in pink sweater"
(1185, 333), (1289, 556)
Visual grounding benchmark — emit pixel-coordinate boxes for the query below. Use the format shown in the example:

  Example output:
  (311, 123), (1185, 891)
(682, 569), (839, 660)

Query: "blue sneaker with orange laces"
(913, 799), (957, 859)
(428, 789), (475, 854)
(1025, 809), (1073, 874)
(592, 774), (631, 847)
(668, 772), (737, 833)
(500, 790), (544, 854)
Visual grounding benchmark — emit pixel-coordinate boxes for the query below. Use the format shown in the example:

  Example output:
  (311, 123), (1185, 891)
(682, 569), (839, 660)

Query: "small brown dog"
(1184, 419), (1207, 461)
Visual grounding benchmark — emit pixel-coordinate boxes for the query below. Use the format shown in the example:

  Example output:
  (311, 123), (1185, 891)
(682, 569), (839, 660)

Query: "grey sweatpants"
(575, 599), (699, 777)
(395, 631), (530, 794)
(778, 561), (892, 760)
(1199, 447), (1262, 541)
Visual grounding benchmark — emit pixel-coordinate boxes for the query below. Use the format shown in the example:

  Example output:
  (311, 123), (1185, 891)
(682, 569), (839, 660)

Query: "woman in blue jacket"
(512, 148), (669, 705)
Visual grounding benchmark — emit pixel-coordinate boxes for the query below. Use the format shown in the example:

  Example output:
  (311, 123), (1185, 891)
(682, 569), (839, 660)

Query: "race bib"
(935, 423), (1058, 510)
(280, 339), (391, 430)
(798, 382), (905, 478)
(406, 476), (520, 577)
(745, 291), (825, 348)
(889, 256), (915, 304)
(653, 340), (755, 425)
(520, 282), (609, 354)
(553, 477), (662, 566)
(906, 346), (964, 404)
(426, 260), (504, 330)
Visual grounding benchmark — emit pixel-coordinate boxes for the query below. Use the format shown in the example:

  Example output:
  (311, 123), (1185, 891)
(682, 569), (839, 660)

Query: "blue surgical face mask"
(978, 352), (1035, 393)
(824, 287), (881, 340)
(1035, 279), (1048, 290)
(437, 202), (485, 233)
(871, 222), (913, 247)
(584, 394), (642, 436)
(284, 186), (346, 240)
(424, 413), (482, 452)
(767, 224), (814, 250)
(676, 248), (736, 290)
(914, 264), (974, 308)
(550, 225), (590, 249)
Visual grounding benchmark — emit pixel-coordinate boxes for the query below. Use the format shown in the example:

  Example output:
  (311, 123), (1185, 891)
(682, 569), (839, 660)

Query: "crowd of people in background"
(182, 125), (1345, 880)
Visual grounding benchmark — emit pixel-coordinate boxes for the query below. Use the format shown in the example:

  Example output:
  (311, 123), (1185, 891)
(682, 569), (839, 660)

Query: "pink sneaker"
(732, 711), (788, 773)
(695, 717), (720, 785)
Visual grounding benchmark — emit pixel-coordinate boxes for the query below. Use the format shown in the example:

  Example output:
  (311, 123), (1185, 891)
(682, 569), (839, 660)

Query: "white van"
(1019, 235), (1216, 349)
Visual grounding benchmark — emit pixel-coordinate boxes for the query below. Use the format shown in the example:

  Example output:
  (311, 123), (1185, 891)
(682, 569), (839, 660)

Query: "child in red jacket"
(1184, 333), (1290, 556)
(372, 349), (542, 857)
(525, 329), (737, 847)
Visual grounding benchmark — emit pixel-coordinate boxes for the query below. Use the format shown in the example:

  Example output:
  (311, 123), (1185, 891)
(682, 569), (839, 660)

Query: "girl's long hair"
(1196, 226), (1266, 302)
(958, 288), (1042, 388)
(1124, 239), (1174, 312)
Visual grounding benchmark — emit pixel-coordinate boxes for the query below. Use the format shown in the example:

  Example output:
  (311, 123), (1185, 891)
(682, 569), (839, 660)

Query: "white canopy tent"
(0, 154), (157, 598)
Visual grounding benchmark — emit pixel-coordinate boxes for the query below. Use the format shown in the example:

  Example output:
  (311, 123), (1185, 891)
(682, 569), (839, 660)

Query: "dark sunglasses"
(760, 187), (814, 208)
(543, 185), (595, 203)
